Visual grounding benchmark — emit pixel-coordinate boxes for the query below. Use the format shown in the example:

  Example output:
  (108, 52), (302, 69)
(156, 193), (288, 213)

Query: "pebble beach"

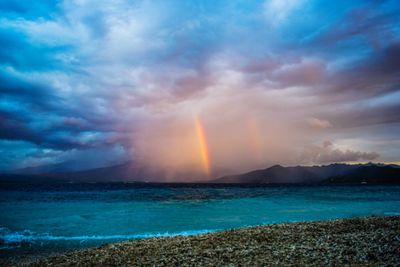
(20, 216), (400, 266)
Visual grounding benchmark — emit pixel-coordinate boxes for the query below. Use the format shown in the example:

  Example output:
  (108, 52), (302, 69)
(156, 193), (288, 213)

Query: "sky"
(0, 0), (399, 179)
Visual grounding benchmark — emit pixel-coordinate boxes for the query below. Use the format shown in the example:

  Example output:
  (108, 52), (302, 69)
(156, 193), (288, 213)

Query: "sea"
(1, 183), (400, 261)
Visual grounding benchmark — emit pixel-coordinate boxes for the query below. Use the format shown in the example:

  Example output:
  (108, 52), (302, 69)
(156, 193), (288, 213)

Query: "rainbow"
(195, 116), (211, 176)
(247, 118), (263, 163)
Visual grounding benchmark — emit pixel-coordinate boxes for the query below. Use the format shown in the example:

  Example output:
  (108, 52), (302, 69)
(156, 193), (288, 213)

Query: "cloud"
(0, 1), (61, 20)
(263, 0), (307, 27)
(322, 42), (400, 101)
(15, 145), (127, 171)
(0, 0), (399, 176)
(272, 58), (327, 87)
(300, 141), (379, 164)
(0, 109), (103, 150)
(307, 117), (332, 129)
(313, 4), (400, 49)
(327, 101), (400, 129)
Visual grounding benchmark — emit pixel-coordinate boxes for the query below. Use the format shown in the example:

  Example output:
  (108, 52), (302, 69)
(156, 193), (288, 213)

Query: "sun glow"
(195, 116), (211, 177)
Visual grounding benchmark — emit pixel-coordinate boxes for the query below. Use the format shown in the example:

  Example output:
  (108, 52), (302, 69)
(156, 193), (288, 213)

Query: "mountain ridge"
(1, 162), (399, 184)
(211, 163), (400, 184)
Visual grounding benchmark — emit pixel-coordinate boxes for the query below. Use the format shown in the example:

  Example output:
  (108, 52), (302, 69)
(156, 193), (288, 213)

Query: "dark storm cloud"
(313, 2), (400, 49)
(326, 42), (400, 99)
(0, 70), (59, 109)
(0, 108), (109, 150)
(0, 110), (40, 143)
(0, 69), (121, 151)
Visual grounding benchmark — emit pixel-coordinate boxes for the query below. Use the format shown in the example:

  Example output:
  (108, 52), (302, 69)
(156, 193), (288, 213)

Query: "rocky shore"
(23, 216), (400, 266)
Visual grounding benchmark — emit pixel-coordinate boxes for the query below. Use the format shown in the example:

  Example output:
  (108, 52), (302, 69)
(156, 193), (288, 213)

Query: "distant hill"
(321, 165), (400, 184)
(211, 165), (319, 184)
(1, 161), (206, 183)
(1, 162), (399, 184)
(211, 163), (400, 184)
(53, 162), (168, 183)
(10, 160), (89, 175)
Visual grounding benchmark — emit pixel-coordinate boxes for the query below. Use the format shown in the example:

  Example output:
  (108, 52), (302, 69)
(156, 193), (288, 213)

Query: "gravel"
(24, 216), (400, 266)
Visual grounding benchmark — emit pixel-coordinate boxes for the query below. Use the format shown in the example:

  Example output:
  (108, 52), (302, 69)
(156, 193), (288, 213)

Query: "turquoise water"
(1, 183), (400, 259)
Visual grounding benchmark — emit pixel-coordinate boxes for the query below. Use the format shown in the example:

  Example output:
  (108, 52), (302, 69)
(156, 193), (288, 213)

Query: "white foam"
(384, 212), (400, 216)
(0, 226), (218, 247)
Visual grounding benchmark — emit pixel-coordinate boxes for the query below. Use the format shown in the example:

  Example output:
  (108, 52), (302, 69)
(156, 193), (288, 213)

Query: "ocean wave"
(0, 226), (218, 249)
(384, 212), (400, 216)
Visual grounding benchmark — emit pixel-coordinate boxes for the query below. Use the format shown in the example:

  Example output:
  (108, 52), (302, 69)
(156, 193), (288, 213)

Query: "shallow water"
(1, 183), (400, 259)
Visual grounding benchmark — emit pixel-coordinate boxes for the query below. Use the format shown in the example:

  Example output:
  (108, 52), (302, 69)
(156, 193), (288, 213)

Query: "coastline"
(19, 216), (400, 266)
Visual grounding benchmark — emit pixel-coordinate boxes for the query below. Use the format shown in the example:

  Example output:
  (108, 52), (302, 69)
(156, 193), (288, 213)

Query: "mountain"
(1, 162), (399, 184)
(51, 162), (164, 183)
(211, 165), (320, 184)
(322, 165), (400, 184)
(11, 161), (88, 175)
(0, 162), (147, 183)
(212, 163), (400, 184)
(1, 161), (207, 183)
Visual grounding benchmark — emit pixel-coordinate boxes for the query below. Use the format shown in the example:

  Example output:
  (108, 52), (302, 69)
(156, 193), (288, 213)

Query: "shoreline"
(20, 216), (400, 266)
